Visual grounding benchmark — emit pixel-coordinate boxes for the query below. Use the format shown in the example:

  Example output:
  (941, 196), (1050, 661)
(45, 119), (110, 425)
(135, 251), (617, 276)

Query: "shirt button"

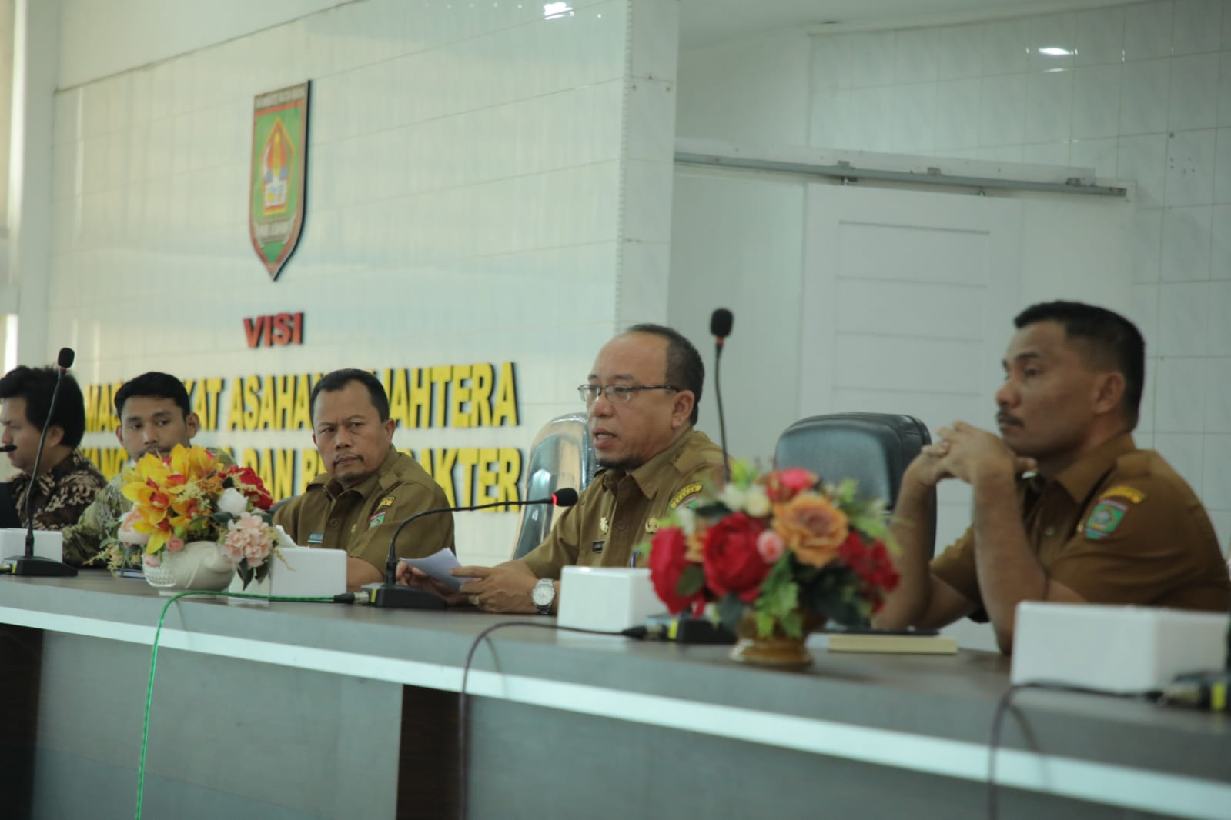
(1044, 527), (1055, 537)
(329, 518), (339, 527)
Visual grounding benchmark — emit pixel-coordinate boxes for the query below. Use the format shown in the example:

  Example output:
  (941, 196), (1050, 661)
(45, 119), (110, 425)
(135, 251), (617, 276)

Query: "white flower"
(743, 485), (771, 518)
(117, 509), (149, 546)
(674, 506), (697, 536)
(720, 484), (747, 512)
(217, 487), (248, 516)
(273, 523), (297, 549)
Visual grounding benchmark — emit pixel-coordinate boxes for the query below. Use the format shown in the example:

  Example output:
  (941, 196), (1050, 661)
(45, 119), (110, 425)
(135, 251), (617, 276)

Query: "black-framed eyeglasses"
(577, 384), (679, 404)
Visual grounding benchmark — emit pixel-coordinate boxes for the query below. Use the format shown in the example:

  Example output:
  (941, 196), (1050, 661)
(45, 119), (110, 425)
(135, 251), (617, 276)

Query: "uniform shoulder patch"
(1083, 498), (1130, 540)
(669, 482), (703, 510)
(1101, 484), (1146, 504)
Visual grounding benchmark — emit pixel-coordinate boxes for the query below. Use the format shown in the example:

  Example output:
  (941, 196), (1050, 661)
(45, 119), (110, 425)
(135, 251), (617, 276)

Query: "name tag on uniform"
(591, 540), (605, 553)
(307, 532), (324, 545)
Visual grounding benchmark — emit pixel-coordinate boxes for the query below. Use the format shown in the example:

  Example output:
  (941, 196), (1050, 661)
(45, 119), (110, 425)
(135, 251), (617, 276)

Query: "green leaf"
(715, 594), (746, 633)
(676, 563), (706, 598)
(780, 609), (804, 639)
(729, 459), (758, 488)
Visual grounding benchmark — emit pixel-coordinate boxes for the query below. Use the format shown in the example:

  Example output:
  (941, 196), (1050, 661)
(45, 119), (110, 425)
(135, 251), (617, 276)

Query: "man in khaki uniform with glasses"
(398, 323), (724, 614)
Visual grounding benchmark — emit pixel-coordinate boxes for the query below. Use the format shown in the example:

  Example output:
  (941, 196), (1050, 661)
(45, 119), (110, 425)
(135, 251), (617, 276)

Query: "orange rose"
(772, 492), (848, 568)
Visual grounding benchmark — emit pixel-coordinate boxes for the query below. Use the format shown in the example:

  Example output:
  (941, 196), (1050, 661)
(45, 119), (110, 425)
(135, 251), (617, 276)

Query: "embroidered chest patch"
(368, 511), (387, 528)
(1083, 499), (1129, 540)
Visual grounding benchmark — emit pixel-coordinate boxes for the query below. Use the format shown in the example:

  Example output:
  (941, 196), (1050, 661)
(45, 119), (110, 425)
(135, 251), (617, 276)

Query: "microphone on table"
(366, 488), (580, 609)
(4, 348), (79, 578)
(710, 308), (733, 482)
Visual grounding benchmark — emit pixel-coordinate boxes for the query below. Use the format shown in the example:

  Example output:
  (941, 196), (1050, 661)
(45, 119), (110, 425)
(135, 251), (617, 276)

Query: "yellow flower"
(119, 445), (221, 555)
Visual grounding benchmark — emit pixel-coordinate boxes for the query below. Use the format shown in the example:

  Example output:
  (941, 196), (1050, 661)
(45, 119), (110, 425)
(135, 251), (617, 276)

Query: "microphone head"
(57, 348), (75, 369)
(0, 444), (14, 453)
(552, 488), (579, 507)
(710, 308), (733, 339)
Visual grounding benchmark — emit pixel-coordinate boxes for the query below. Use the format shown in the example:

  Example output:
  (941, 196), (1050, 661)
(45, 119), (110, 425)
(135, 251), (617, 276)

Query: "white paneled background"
(41, 0), (680, 567)
(672, 0), (1231, 649)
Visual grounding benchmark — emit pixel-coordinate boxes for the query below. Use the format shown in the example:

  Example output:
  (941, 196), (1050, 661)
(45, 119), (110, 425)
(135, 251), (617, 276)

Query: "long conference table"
(0, 573), (1227, 820)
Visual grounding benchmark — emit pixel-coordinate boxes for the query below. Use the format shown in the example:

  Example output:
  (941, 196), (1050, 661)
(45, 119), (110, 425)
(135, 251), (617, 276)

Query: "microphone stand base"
(4, 556), (78, 577)
(366, 583), (447, 610)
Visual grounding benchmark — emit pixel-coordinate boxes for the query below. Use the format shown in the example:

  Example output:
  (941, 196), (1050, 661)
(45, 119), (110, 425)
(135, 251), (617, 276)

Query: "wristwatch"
(532, 578), (556, 615)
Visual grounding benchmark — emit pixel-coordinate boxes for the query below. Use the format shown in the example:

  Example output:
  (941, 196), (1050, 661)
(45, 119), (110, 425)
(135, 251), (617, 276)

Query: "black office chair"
(510, 412), (599, 559)
(773, 412), (935, 552)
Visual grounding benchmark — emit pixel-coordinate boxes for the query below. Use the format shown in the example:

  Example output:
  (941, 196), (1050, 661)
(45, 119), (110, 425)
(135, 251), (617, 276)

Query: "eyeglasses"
(577, 384), (678, 404)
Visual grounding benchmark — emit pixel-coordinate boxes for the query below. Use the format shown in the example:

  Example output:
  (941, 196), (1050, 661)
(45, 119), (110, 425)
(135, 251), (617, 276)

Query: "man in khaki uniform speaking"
(876, 301), (1230, 653)
(400, 324), (724, 614)
(275, 368), (454, 592)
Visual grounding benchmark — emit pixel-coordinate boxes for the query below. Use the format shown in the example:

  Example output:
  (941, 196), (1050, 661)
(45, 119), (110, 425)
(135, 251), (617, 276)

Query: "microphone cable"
(456, 620), (627, 820)
(133, 589), (340, 820)
(986, 681), (1159, 820)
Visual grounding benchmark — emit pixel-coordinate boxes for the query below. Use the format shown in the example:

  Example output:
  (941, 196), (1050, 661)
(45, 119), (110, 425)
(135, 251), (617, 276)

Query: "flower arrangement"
(640, 463), (900, 640)
(107, 445), (289, 588)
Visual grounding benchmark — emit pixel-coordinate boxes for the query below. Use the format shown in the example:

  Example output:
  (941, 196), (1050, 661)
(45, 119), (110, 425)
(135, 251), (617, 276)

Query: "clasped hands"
(911, 421), (1036, 489)
(394, 559), (539, 613)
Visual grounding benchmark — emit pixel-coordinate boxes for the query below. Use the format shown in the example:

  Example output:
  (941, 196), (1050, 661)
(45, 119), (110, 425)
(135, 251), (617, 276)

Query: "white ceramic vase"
(142, 540), (234, 594)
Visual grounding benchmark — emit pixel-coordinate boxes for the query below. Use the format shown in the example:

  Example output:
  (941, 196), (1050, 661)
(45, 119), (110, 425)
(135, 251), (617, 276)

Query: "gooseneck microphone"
(368, 488), (580, 609)
(5, 348), (79, 577)
(710, 308), (733, 482)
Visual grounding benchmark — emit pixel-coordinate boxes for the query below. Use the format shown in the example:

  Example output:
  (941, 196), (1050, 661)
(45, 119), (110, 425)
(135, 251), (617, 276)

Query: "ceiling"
(678, 0), (1122, 47)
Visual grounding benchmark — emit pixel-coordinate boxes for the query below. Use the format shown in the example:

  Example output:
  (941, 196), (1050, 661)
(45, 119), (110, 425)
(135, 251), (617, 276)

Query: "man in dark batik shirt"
(0, 365), (105, 530)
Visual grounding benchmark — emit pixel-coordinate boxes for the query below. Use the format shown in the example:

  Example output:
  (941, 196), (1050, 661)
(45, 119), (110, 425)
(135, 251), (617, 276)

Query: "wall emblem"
(250, 82), (310, 281)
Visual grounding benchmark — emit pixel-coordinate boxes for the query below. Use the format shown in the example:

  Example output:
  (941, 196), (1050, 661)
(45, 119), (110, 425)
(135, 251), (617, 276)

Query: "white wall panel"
(674, 0), (1231, 565)
(41, 0), (683, 566)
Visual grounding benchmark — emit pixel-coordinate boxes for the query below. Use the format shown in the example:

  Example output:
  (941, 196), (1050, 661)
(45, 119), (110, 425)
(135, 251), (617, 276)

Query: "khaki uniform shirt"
(274, 449), (454, 572)
(521, 429), (724, 579)
(10, 450), (106, 532)
(932, 433), (1230, 614)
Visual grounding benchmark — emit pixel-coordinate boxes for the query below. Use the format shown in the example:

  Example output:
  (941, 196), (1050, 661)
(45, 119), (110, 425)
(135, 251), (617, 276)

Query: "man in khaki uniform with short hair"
(275, 368), (454, 592)
(877, 301), (1230, 654)
(399, 324), (724, 614)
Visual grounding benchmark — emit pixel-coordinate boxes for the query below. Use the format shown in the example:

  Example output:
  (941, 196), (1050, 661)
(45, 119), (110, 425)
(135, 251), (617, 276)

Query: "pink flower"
(221, 512), (274, 569)
(756, 529), (785, 563)
(764, 467), (820, 502)
(167, 537), (185, 553)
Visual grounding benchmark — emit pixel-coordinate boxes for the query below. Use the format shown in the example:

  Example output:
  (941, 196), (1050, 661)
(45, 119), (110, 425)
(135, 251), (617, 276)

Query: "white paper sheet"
(399, 549), (467, 592)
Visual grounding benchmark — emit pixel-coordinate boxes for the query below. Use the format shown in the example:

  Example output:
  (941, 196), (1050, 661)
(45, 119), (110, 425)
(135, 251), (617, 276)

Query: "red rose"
(838, 533), (900, 611)
(702, 512), (770, 603)
(224, 466), (275, 510)
(647, 527), (702, 613)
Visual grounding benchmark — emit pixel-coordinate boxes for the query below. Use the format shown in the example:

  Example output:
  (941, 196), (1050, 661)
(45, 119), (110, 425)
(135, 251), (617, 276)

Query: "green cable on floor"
(134, 589), (338, 820)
